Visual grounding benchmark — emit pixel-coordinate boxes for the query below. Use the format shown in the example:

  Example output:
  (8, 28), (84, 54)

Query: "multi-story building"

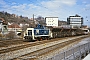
(67, 14), (83, 28)
(45, 17), (58, 26)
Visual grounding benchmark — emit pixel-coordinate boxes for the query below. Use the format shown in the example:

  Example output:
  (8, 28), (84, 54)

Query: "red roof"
(0, 18), (5, 22)
(8, 24), (21, 28)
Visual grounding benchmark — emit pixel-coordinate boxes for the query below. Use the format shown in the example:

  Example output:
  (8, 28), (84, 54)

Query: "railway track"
(0, 36), (77, 52)
(0, 36), (83, 48)
(0, 37), (69, 53)
(0, 37), (68, 48)
(0, 35), (88, 60)
(14, 36), (87, 60)
(0, 39), (26, 47)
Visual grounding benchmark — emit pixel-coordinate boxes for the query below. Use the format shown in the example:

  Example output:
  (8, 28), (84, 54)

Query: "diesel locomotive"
(24, 24), (51, 41)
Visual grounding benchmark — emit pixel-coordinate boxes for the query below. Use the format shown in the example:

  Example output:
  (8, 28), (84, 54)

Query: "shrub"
(0, 33), (3, 37)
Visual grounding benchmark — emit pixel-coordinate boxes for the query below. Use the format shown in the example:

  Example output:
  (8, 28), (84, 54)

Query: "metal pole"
(33, 14), (34, 21)
(33, 14), (34, 27)
(79, 46), (82, 60)
(88, 42), (90, 53)
(64, 52), (66, 60)
(84, 44), (86, 57)
(72, 48), (75, 60)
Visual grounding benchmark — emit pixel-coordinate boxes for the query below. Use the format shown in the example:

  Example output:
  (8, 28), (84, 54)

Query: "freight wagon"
(51, 26), (83, 38)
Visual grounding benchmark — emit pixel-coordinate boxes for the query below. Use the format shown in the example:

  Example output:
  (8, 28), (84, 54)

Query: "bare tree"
(0, 33), (3, 37)
(22, 25), (29, 31)
(5, 31), (16, 39)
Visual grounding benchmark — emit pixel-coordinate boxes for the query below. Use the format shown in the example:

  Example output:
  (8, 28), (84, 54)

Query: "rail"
(0, 35), (88, 60)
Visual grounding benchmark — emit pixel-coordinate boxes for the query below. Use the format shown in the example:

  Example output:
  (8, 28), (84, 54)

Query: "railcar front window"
(28, 30), (32, 35)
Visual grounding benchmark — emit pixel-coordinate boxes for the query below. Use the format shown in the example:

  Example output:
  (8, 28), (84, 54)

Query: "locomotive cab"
(24, 28), (35, 41)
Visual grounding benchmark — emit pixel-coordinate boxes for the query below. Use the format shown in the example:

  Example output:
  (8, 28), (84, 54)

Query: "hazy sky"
(0, 0), (90, 27)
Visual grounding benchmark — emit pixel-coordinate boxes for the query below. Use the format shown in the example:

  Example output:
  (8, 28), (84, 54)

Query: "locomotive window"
(36, 29), (39, 34)
(28, 30), (32, 35)
(44, 30), (46, 34)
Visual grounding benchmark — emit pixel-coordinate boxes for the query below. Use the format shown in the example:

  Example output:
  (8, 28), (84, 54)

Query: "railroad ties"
(0, 35), (89, 60)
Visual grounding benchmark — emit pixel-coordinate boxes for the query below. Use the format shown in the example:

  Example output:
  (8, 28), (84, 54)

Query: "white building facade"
(45, 17), (58, 26)
(67, 15), (83, 28)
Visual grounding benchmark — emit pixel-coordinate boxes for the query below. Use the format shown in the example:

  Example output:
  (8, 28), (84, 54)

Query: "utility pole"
(33, 14), (35, 27)
(33, 14), (34, 21)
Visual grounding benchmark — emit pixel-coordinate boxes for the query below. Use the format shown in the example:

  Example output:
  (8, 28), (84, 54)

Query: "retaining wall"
(47, 38), (90, 60)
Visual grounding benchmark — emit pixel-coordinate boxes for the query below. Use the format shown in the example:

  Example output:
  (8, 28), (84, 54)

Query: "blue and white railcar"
(24, 24), (51, 41)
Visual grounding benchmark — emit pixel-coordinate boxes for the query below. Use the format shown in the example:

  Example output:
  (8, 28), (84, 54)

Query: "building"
(0, 18), (3, 31)
(0, 18), (8, 34)
(45, 17), (58, 26)
(58, 20), (67, 26)
(8, 23), (22, 35)
(19, 23), (29, 28)
(67, 14), (83, 28)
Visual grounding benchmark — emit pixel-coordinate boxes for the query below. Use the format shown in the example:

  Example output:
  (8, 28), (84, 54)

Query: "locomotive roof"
(52, 26), (78, 30)
(34, 24), (48, 29)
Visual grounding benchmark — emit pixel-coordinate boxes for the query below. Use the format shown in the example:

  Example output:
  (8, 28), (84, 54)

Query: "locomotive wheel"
(46, 37), (49, 40)
(44, 37), (47, 40)
(40, 37), (43, 41)
(42, 37), (45, 40)
(36, 37), (40, 41)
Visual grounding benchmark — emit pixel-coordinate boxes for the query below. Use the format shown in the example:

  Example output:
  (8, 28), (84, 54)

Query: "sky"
(0, 0), (90, 27)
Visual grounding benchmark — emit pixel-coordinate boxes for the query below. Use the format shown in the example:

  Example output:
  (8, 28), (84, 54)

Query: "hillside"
(0, 11), (30, 24)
